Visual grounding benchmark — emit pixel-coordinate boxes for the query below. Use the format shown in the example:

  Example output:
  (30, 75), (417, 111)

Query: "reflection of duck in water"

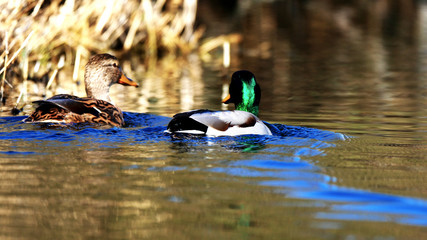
(24, 54), (139, 127)
(166, 70), (272, 136)
(169, 135), (268, 154)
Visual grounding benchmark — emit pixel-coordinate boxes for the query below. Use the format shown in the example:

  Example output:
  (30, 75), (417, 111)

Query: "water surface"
(0, 112), (426, 239)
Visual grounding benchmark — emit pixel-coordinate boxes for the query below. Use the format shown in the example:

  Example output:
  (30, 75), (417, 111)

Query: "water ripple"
(1, 113), (426, 229)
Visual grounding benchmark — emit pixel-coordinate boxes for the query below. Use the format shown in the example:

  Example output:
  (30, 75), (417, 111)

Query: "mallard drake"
(23, 53), (139, 127)
(166, 70), (272, 136)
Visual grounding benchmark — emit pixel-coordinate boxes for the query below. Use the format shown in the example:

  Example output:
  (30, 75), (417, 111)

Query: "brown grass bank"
(0, 0), (234, 114)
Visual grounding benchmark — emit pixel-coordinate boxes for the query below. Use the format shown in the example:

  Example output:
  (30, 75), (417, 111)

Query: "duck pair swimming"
(25, 54), (272, 136)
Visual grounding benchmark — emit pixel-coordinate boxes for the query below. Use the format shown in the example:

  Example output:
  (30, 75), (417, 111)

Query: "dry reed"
(0, 0), (223, 112)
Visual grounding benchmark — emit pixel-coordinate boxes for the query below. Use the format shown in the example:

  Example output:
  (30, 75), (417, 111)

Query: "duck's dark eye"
(104, 63), (119, 68)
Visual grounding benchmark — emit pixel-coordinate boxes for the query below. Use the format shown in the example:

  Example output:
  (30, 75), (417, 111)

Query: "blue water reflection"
(1, 113), (427, 228)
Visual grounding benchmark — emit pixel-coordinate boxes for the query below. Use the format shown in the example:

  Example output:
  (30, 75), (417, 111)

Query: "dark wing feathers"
(25, 94), (124, 127)
(167, 110), (210, 133)
(45, 98), (103, 116)
(172, 109), (214, 118)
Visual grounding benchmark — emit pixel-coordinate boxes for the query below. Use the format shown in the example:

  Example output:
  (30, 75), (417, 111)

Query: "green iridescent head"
(222, 70), (261, 116)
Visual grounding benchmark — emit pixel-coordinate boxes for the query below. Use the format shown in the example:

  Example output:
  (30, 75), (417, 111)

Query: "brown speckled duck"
(24, 53), (139, 127)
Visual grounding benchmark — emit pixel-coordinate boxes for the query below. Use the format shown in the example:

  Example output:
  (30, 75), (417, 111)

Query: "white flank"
(190, 110), (257, 127)
(164, 129), (205, 135)
(205, 120), (272, 136)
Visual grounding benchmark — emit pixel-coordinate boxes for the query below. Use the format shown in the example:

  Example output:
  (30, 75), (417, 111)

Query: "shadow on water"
(1, 112), (427, 231)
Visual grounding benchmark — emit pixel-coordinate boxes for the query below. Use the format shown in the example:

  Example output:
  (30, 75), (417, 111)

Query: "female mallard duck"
(166, 70), (272, 136)
(24, 53), (139, 127)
